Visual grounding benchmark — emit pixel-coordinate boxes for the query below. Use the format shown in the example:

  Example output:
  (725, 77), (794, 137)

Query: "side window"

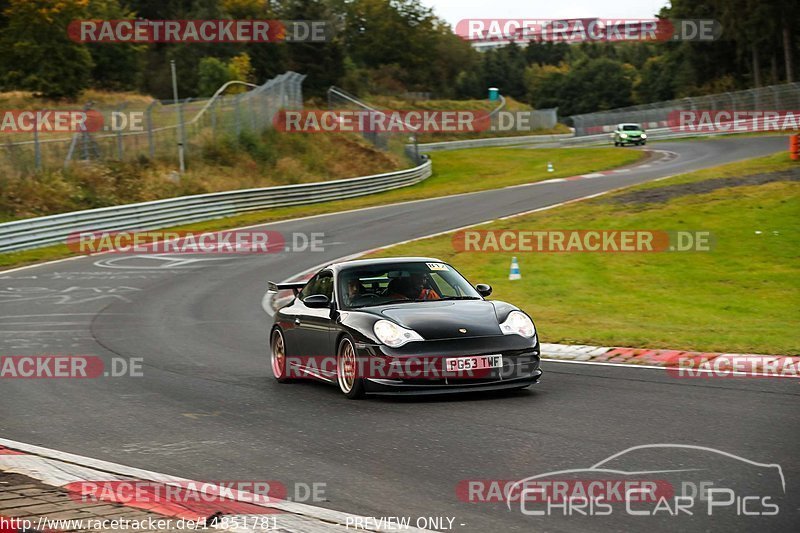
(299, 271), (333, 302)
(316, 271), (334, 300)
(298, 274), (320, 301)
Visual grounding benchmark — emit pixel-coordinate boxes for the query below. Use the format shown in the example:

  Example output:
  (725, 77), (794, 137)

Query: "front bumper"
(354, 335), (542, 395)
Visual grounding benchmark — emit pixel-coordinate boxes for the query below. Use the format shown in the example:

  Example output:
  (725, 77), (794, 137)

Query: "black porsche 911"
(267, 257), (542, 398)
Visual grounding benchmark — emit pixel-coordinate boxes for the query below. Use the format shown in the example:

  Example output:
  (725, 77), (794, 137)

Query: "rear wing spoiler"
(267, 280), (307, 296)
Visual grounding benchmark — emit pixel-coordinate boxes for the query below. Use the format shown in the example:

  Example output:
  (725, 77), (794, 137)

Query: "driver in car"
(386, 272), (440, 300)
(409, 272), (440, 300)
(346, 278), (363, 304)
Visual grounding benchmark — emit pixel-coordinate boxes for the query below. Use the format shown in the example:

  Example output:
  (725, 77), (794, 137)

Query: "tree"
(525, 63), (569, 110)
(499, 42), (527, 99)
(525, 42), (569, 66)
(340, 0), (461, 93)
(85, 0), (144, 91)
(282, 0), (344, 97)
(0, 0), (93, 98)
(566, 58), (635, 113)
(525, 57), (635, 116)
(198, 57), (234, 97)
(635, 55), (675, 102)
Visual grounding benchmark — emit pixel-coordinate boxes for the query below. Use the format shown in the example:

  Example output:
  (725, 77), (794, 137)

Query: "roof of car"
(619, 123), (643, 127)
(327, 257), (445, 271)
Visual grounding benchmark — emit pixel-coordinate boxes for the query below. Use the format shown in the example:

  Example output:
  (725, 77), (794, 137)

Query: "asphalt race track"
(1, 136), (797, 532)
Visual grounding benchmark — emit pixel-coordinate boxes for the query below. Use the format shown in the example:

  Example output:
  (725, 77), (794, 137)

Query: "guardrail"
(0, 157), (432, 253)
(415, 122), (781, 152)
(561, 121), (790, 146)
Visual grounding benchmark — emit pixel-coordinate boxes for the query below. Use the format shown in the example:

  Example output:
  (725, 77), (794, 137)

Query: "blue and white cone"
(547, 161), (554, 173)
(509, 256), (521, 280)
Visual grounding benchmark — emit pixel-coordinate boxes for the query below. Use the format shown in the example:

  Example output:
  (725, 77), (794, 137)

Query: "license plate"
(445, 355), (502, 372)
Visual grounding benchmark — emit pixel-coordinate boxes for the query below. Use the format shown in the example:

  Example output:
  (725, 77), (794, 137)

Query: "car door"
(279, 274), (319, 359)
(295, 270), (336, 378)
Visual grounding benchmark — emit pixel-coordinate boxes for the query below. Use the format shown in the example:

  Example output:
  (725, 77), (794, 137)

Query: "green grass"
(0, 146), (641, 269)
(419, 146), (641, 196)
(365, 152), (800, 355)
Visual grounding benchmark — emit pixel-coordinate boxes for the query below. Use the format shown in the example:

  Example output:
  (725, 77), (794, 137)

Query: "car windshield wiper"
(438, 296), (482, 300)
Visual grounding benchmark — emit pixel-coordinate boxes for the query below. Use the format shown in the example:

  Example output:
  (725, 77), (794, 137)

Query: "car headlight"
(620, 133), (628, 138)
(499, 311), (536, 338)
(641, 133), (647, 139)
(373, 320), (424, 348)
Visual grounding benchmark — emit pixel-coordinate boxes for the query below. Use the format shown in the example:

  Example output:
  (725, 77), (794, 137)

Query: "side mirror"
(475, 284), (492, 297)
(304, 294), (330, 308)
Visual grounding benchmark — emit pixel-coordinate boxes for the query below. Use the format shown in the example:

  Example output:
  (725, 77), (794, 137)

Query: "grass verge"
(0, 146), (642, 269)
(364, 152), (800, 355)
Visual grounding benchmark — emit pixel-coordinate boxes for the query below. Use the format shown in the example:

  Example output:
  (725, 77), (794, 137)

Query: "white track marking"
(0, 438), (432, 533)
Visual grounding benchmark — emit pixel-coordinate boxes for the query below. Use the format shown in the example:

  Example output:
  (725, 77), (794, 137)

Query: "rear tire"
(270, 329), (291, 383)
(337, 335), (365, 399)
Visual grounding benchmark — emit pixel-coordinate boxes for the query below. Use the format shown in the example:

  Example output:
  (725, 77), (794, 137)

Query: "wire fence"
(326, 86), (522, 163)
(569, 82), (800, 135)
(327, 86), (424, 164)
(0, 71), (306, 174)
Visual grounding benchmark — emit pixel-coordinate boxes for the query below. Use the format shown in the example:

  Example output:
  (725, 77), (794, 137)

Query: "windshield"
(338, 261), (481, 308)
(622, 124), (643, 131)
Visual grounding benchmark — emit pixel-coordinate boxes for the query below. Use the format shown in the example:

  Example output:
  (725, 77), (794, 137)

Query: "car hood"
(380, 300), (503, 340)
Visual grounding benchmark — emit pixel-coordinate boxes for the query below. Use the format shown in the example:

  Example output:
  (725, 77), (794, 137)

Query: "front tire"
(337, 335), (365, 399)
(270, 328), (291, 383)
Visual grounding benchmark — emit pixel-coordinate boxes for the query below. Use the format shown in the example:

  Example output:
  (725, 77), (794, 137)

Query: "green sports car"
(612, 123), (647, 146)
